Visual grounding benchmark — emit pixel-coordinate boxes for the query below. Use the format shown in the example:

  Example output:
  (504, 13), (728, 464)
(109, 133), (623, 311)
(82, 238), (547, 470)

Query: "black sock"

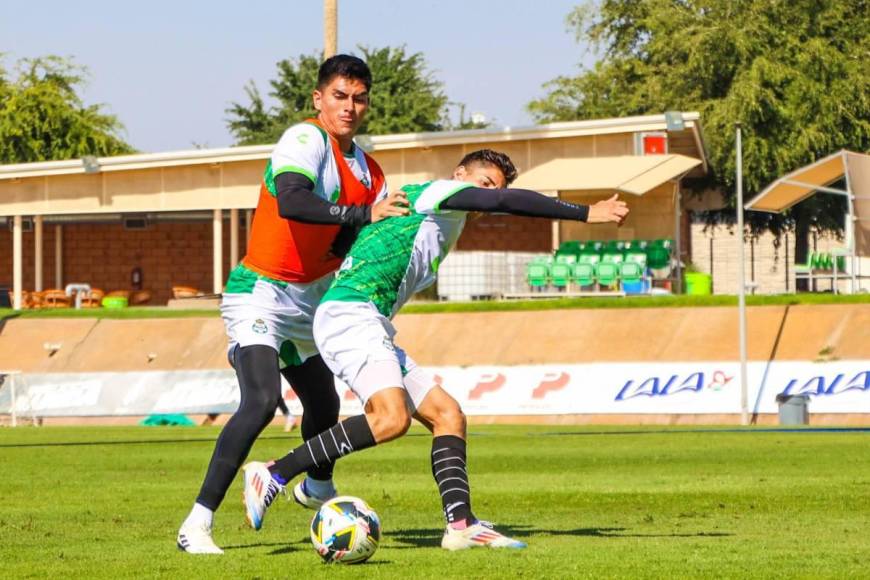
(431, 435), (474, 525)
(269, 414), (375, 484)
(281, 356), (340, 481)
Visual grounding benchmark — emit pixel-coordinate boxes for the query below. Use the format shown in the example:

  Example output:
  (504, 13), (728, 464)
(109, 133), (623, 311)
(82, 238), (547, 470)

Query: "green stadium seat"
(625, 252), (648, 269)
(550, 263), (572, 289)
(620, 261), (644, 284)
(530, 254), (552, 264)
(527, 262), (550, 289)
(577, 252), (601, 266)
(572, 262), (595, 288)
(604, 240), (625, 254)
(558, 240), (582, 256)
(595, 262), (619, 288)
(628, 239), (649, 252)
(555, 253), (578, 264)
(601, 252), (624, 264)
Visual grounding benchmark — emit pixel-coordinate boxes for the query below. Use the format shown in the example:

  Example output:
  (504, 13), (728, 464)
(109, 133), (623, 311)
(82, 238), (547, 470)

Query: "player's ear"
(312, 89), (323, 112)
(453, 165), (466, 180)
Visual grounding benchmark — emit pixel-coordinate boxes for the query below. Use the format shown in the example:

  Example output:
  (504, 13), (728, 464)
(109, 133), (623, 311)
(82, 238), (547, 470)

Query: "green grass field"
(1, 425), (868, 579)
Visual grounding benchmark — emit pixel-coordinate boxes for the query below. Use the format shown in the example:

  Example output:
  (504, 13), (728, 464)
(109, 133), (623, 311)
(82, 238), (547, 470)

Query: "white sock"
(183, 502), (214, 529)
(304, 477), (336, 499)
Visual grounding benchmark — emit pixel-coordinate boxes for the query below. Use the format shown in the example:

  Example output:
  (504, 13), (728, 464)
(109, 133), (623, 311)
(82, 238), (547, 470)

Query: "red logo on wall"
(469, 373), (506, 400)
(532, 372), (571, 399)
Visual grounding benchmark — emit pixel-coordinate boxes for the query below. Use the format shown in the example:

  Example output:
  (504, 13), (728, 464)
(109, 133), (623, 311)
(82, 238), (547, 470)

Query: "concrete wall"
(1, 305), (867, 373)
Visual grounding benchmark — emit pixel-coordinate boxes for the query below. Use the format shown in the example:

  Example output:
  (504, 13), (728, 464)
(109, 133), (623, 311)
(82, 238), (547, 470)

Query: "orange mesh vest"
(243, 119), (385, 282)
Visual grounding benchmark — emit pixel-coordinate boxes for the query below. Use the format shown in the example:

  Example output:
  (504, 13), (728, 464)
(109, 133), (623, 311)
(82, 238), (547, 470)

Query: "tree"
(528, 0), (870, 241)
(227, 46), (471, 145)
(0, 56), (133, 163)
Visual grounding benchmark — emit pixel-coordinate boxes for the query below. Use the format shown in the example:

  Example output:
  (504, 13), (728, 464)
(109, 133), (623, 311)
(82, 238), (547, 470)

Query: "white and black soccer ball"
(310, 496), (381, 564)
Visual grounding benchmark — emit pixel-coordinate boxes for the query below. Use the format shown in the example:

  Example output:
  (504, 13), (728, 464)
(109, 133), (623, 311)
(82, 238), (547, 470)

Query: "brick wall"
(690, 220), (794, 295)
(1, 220), (248, 305)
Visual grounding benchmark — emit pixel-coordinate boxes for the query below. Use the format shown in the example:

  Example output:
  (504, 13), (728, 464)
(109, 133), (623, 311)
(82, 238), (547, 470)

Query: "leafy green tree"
(0, 56), (133, 163)
(528, 0), (870, 243)
(227, 46), (472, 145)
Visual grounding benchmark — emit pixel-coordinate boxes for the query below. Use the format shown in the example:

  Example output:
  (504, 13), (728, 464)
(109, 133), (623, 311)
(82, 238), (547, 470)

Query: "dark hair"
(458, 149), (518, 186)
(317, 54), (372, 91)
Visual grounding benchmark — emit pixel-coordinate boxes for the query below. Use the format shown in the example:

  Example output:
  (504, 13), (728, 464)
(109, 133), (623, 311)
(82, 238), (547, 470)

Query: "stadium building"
(1, 111), (866, 306)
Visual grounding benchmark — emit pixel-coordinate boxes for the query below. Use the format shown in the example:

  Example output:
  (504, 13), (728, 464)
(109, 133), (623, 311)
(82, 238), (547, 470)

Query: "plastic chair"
(550, 263), (572, 290)
(595, 262), (619, 289)
(624, 252), (648, 269)
(601, 252), (625, 264)
(573, 262), (595, 289)
(527, 262), (550, 289)
(554, 253), (578, 264)
(620, 261), (644, 286)
(577, 252), (601, 266)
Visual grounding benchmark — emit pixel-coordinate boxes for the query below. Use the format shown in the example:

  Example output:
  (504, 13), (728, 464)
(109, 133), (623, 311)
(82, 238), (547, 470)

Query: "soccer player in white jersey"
(241, 149), (629, 550)
(177, 55), (408, 554)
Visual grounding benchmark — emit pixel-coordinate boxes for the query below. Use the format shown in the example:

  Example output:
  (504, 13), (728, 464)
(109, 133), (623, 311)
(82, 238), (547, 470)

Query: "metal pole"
(3, 371), (20, 428)
(674, 183), (683, 294)
(842, 152), (858, 294)
(324, 0), (338, 58)
(736, 125), (749, 426)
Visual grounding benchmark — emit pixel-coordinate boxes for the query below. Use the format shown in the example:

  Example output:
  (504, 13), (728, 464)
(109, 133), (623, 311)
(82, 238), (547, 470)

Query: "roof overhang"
(745, 150), (870, 212)
(512, 154), (702, 195)
(0, 112), (706, 182)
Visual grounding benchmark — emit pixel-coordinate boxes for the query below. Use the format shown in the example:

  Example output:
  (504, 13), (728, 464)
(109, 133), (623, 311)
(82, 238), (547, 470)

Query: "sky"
(3, 0), (594, 153)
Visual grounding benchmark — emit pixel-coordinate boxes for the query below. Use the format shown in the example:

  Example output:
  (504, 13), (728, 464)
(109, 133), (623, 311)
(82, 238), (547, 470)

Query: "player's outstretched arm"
(440, 187), (628, 224)
(275, 173), (409, 226)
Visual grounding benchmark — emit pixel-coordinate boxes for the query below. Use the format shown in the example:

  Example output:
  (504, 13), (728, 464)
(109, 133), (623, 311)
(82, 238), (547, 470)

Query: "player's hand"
(587, 194), (629, 224)
(371, 190), (410, 222)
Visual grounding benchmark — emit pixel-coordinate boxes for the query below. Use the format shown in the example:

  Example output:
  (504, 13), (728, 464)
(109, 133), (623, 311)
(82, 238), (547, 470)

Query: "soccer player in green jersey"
(242, 149), (629, 550)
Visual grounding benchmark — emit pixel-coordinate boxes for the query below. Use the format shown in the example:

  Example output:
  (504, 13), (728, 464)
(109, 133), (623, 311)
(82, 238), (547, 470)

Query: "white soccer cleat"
(291, 479), (337, 510)
(176, 522), (224, 555)
(242, 462), (284, 531)
(283, 414), (298, 433)
(441, 520), (527, 551)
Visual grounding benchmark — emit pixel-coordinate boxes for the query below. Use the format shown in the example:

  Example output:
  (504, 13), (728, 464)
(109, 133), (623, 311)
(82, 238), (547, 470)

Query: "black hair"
(317, 54), (372, 91)
(458, 149), (518, 186)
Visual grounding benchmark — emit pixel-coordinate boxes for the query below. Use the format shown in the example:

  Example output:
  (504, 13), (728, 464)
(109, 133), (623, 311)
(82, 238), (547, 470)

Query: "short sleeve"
(271, 123), (328, 185)
(413, 180), (475, 215)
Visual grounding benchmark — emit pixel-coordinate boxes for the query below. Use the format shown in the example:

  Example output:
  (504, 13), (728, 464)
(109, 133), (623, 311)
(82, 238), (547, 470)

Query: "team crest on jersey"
(360, 175), (370, 187)
(252, 319), (268, 334)
(381, 337), (395, 352)
(297, 133), (309, 144)
(339, 256), (353, 273)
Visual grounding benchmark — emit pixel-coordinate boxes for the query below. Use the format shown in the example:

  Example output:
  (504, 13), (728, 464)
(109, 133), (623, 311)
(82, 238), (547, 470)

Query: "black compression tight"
(195, 346), (341, 510)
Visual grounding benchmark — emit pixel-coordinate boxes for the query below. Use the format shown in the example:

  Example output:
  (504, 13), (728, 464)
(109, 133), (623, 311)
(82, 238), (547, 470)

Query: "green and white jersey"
(322, 180), (474, 317)
(262, 122), (388, 202)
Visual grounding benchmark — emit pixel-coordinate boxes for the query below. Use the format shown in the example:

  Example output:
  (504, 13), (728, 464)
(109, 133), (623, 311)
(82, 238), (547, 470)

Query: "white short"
(313, 300), (436, 409)
(221, 265), (334, 367)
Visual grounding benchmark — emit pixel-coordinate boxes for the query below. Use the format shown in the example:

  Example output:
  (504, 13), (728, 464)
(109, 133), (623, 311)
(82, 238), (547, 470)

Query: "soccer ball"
(310, 496), (381, 564)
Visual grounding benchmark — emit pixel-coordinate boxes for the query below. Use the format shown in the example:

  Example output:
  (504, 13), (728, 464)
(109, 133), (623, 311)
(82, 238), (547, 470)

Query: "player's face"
(313, 76), (369, 143)
(453, 163), (507, 189)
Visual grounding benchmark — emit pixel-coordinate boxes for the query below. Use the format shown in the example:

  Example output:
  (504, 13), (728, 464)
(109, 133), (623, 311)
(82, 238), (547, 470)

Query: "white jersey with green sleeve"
(321, 180), (475, 317)
(262, 121), (388, 202)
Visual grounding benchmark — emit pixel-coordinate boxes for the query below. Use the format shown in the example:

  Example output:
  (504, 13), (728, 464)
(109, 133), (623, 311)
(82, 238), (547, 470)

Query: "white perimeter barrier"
(0, 361), (868, 418)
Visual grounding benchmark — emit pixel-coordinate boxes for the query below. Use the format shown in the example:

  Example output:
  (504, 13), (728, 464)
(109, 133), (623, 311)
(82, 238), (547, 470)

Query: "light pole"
(324, 0), (338, 58)
(736, 124), (749, 426)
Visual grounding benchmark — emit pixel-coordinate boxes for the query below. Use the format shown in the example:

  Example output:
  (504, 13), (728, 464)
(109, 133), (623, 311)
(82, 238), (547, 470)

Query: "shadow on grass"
(388, 524), (731, 548)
